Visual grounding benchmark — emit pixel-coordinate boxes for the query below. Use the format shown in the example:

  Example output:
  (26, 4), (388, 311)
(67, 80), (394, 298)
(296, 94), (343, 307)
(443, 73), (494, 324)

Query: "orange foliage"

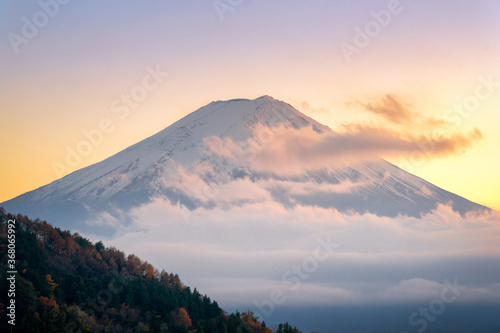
(174, 307), (192, 329)
(39, 296), (60, 312)
(46, 274), (59, 291)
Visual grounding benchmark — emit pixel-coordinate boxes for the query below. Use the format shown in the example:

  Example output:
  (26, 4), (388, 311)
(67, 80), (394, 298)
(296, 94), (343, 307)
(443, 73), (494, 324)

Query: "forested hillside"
(0, 208), (301, 333)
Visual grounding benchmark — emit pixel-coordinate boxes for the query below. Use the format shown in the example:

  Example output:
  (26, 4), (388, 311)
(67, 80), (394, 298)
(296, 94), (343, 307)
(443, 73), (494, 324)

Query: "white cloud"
(83, 195), (500, 310)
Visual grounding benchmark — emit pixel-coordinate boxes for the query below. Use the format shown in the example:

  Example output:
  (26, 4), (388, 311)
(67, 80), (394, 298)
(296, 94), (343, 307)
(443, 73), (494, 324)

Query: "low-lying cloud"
(86, 193), (500, 311)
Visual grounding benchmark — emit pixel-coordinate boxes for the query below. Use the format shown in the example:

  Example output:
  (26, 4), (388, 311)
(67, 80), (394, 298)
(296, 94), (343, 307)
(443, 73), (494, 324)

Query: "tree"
(277, 322), (301, 333)
(38, 296), (63, 332)
(95, 241), (105, 252)
(159, 322), (169, 333)
(241, 311), (272, 333)
(173, 307), (192, 331)
(136, 321), (150, 332)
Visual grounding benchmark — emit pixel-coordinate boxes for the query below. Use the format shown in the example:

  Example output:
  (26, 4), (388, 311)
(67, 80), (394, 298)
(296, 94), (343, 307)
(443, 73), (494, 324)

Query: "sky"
(1, 0), (499, 210)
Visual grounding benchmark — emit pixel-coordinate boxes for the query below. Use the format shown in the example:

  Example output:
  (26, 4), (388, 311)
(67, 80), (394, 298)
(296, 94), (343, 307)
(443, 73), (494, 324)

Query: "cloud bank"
(86, 192), (500, 311)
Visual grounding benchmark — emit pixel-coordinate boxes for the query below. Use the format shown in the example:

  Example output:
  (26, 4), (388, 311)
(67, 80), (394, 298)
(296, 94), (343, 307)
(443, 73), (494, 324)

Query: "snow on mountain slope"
(1, 96), (488, 235)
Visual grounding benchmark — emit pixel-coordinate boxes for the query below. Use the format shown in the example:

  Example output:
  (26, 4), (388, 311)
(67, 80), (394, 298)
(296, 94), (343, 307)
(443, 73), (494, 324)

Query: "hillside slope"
(0, 208), (296, 333)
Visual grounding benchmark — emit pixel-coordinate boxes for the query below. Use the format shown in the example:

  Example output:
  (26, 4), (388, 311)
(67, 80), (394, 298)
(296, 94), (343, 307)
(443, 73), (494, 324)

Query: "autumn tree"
(173, 307), (192, 331)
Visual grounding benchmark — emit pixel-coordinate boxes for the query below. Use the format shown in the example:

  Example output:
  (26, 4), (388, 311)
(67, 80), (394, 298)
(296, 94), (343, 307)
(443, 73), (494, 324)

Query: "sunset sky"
(1, 0), (499, 210)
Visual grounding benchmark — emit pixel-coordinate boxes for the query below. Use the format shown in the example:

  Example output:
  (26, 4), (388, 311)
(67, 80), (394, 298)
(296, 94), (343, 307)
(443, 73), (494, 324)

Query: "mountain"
(1, 96), (487, 235)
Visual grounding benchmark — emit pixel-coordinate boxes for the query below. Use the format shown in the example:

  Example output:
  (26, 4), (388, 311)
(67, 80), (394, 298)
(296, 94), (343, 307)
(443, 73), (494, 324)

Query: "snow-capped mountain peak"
(1, 96), (488, 235)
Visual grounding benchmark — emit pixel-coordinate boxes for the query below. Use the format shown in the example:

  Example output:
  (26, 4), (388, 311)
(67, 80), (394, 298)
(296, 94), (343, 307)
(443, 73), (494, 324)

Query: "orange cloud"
(356, 94), (447, 127)
(204, 124), (483, 176)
